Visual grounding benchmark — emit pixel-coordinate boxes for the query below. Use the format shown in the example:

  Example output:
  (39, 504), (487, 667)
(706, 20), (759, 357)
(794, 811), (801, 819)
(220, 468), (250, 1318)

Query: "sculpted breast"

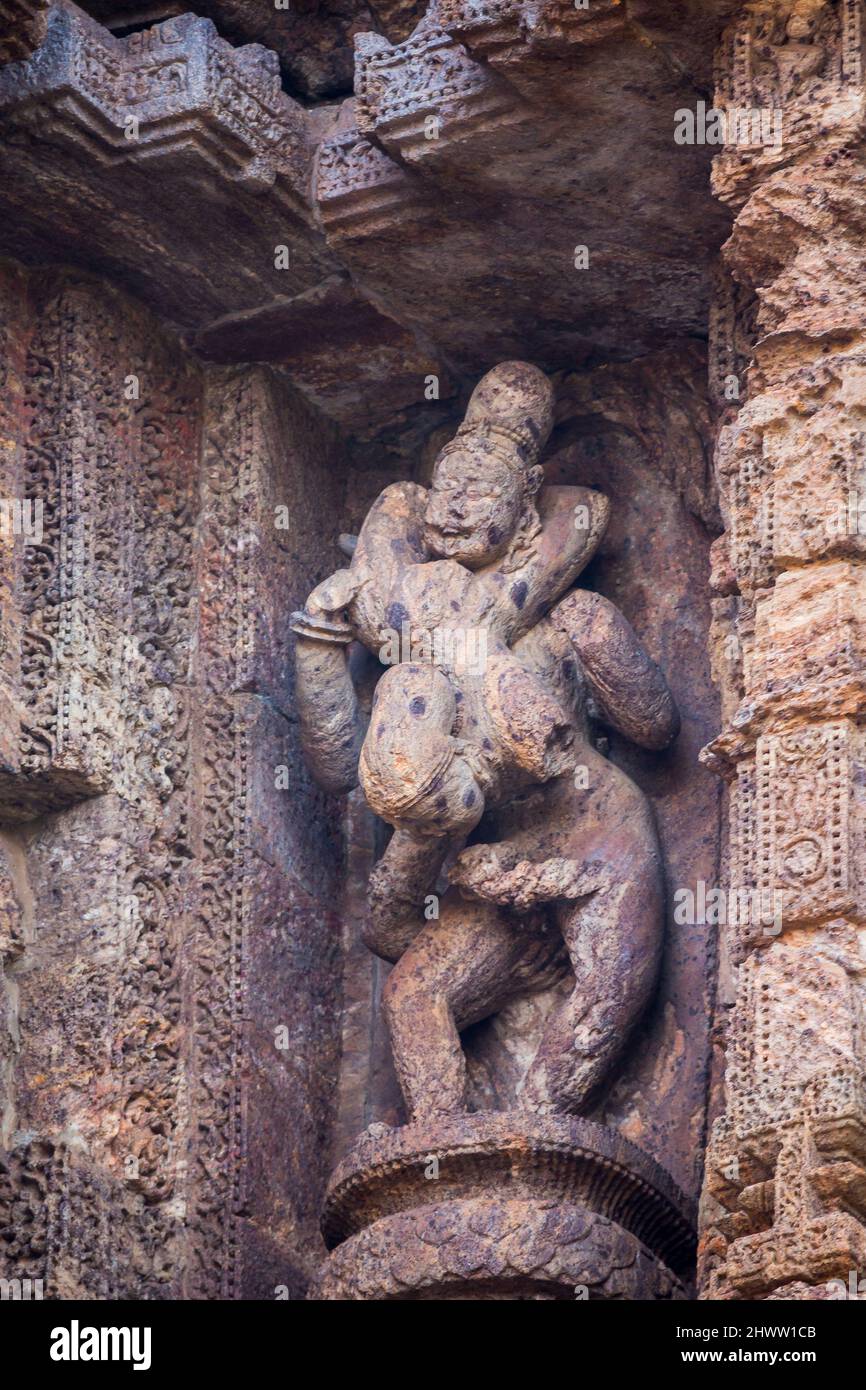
(383, 559), (481, 644)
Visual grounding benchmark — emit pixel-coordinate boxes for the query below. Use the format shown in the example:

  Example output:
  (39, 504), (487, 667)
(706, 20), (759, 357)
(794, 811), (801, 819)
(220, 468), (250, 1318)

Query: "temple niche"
(0, 0), (862, 1309)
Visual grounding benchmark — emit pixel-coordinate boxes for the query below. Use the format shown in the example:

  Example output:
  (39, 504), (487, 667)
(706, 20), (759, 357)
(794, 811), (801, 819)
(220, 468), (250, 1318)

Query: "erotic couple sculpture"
(292, 362), (679, 1123)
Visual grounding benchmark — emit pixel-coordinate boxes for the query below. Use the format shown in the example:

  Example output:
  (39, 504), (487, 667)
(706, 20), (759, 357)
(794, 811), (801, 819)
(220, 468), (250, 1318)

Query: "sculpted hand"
(291, 568), (361, 643)
(305, 568), (361, 619)
(451, 844), (608, 912)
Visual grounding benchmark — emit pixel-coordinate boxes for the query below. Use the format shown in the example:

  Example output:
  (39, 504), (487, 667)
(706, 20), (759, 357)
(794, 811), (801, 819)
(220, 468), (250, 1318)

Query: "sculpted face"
(423, 438), (528, 570)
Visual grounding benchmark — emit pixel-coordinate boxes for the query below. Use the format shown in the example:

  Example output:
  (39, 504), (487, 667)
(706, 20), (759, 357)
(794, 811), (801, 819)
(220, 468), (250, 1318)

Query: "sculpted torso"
(292, 362), (679, 1120)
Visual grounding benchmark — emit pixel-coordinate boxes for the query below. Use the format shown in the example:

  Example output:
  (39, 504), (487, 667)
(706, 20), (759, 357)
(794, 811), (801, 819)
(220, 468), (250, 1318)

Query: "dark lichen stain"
(409, 696), (426, 717)
(387, 601), (409, 628)
(510, 580), (528, 610)
(463, 788), (476, 807)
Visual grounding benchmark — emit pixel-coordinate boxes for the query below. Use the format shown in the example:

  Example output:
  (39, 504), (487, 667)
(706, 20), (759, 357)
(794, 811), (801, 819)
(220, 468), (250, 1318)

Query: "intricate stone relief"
(314, 1114), (693, 1299)
(185, 367), (259, 1300)
(294, 360), (679, 1124)
(730, 722), (866, 942)
(0, 269), (342, 1301)
(0, 2), (312, 200)
(315, 122), (426, 240)
(0, 0), (739, 1309)
(0, 269), (200, 830)
(702, 932), (866, 1299)
(716, 357), (866, 597)
(438, 0), (527, 60)
(0, 267), (202, 1298)
(714, 0), (866, 200)
(438, 0), (627, 64)
(182, 363), (345, 1299)
(354, 2), (530, 163)
(0, 279), (125, 817)
(701, 0), (866, 1303)
(724, 0), (842, 106)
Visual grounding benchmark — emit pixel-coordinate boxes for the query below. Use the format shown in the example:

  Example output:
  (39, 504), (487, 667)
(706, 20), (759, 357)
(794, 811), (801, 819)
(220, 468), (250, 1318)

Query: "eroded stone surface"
(0, 262), (346, 1299)
(4, 0), (838, 1308)
(314, 1113), (694, 1299)
(0, 0), (736, 435)
(293, 361), (683, 1138)
(698, 0), (866, 1303)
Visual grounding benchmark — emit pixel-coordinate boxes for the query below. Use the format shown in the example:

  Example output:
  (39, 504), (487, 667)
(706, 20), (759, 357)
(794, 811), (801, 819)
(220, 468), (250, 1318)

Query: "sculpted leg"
(521, 858), (663, 1114)
(382, 894), (564, 1122)
(364, 829), (452, 964)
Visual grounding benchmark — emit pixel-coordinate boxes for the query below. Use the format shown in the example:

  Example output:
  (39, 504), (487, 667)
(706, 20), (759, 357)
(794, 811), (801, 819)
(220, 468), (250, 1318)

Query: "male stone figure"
(292, 362), (679, 1119)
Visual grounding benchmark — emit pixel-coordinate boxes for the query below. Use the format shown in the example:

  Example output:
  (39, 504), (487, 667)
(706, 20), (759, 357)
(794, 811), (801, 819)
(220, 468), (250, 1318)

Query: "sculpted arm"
(292, 570), (364, 795)
(550, 589), (680, 751)
(291, 482), (429, 795)
(451, 843), (609, 912)
(366, 830), (452, 963)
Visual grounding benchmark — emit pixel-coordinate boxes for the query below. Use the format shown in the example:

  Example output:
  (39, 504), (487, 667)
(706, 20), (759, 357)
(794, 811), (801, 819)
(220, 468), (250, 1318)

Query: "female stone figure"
(292, 361), (679, 1119)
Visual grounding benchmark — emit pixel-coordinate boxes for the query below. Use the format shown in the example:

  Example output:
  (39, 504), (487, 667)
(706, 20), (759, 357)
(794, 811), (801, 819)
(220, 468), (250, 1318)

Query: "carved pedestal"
(314, 1115), (694, 1300)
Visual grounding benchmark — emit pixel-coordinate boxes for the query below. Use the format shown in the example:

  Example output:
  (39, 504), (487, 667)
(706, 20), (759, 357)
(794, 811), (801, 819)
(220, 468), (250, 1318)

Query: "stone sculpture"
(292, 360), (679, 1121)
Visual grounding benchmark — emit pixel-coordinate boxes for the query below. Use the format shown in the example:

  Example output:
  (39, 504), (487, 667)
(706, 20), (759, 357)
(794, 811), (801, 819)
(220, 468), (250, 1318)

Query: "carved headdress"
(448, 360), (555, 474)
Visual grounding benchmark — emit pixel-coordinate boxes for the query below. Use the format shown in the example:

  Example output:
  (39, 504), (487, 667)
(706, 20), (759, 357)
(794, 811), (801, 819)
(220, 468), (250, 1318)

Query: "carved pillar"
(187, 365), (345, 1299)
(0, 265), (203, 1297)
(700, 0), (866, 1301)
(0, 265), (346, 1299)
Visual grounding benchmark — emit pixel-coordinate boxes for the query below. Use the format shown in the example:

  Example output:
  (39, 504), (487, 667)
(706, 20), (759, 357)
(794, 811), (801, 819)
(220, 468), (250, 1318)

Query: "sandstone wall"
(0, 259), (347, 1298)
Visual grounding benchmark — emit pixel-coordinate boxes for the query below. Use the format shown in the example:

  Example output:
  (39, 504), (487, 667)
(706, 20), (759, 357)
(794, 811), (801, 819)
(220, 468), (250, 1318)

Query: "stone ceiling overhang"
(0, 0), (737, 436)
(78, 0), (432, 100)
